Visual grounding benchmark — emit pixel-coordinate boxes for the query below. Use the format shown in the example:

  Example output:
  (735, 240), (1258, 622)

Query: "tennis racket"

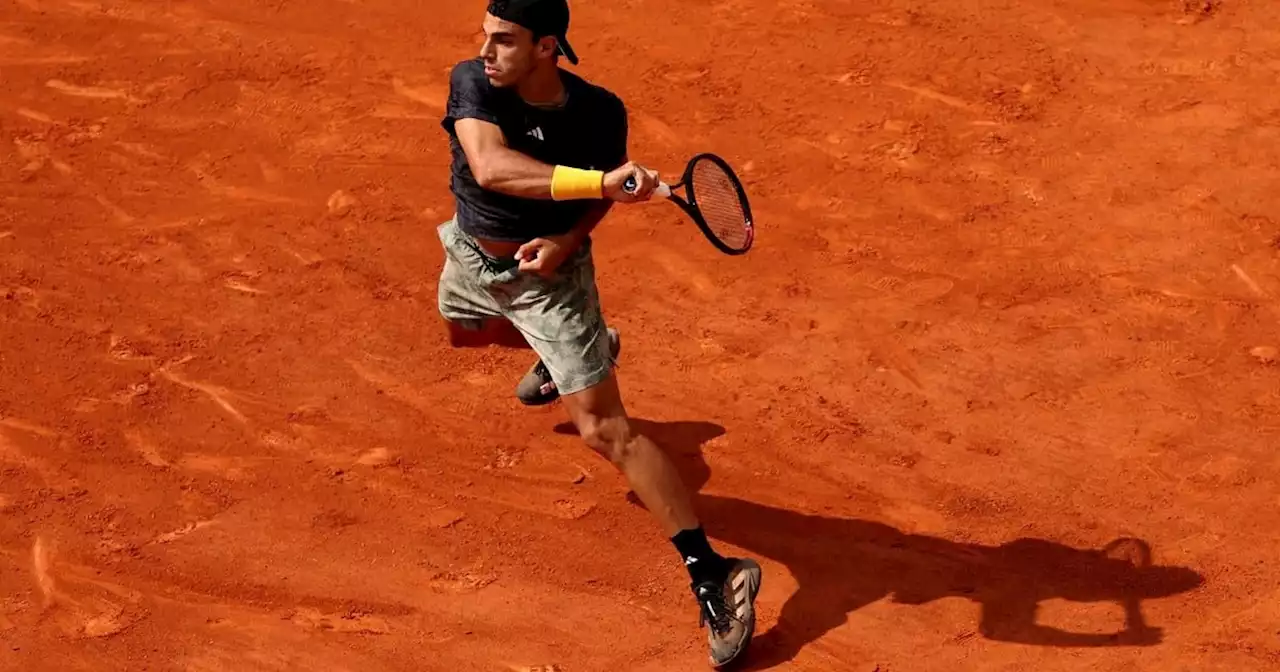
(623, 152), (754, 255)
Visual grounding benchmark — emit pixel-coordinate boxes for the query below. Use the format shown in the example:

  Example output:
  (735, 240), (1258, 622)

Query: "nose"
(478, 38), (495, 61)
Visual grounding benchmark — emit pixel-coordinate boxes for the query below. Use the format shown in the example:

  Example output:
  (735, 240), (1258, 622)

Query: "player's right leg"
(436, 216), (528, 347)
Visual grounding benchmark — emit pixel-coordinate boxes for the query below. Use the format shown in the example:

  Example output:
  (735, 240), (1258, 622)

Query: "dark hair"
(487, 0), (578, 65)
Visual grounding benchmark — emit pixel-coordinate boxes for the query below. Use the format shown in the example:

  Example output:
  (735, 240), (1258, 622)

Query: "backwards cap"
(487, 0), (579, 65)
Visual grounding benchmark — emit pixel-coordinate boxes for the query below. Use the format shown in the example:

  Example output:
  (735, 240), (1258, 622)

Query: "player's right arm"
(444, 61), (655, 202)
(453, 117), (556, 198)
(455, 118), (655, 202)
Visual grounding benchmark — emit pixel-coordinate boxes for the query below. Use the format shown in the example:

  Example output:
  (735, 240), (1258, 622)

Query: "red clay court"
(2, 0), (1277, 670)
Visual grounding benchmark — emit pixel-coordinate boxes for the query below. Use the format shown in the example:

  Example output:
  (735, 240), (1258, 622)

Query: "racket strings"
(691, 160), (751, 250)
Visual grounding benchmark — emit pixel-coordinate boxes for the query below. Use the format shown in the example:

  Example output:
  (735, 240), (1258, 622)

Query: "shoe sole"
(711, 559), (763, 669)
(517, 328), (620, 406)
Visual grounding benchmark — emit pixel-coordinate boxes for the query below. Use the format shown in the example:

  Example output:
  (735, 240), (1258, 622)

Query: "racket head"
(682, 153), (755, 255)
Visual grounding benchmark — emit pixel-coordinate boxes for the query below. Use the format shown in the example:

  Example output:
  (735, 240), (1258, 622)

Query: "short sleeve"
(442, 59), (501, 133)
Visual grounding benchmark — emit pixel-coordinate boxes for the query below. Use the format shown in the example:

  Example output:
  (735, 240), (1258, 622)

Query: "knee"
(578, 414), (635, 466)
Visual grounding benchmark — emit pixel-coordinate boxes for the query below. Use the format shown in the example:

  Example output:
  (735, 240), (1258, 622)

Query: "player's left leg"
(515, 326), (619, 405)
(560, 370), (761, 668)
(500, 238), (761, 668)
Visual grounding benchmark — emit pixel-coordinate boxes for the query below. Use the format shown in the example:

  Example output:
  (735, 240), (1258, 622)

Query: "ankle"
(671, 526), (730, 586)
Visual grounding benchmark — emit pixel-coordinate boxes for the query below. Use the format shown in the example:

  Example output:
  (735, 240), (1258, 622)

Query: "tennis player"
(435, 0), (761, 666)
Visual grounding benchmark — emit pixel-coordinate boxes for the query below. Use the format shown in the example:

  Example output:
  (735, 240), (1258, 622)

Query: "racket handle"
(623, 176), (671, 198)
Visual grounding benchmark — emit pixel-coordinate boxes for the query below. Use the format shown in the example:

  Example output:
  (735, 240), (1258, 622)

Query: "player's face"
(479, 14), (556, 87)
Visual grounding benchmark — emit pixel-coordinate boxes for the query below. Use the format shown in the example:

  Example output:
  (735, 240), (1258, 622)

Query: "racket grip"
(623, 176), (671, 198)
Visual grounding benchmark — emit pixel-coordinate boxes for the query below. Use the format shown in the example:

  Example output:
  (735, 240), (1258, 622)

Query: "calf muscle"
(562, 374), (699, 536)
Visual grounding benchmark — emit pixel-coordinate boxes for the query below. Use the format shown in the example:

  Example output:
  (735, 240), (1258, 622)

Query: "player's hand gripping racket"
(623, 153), (755, 255)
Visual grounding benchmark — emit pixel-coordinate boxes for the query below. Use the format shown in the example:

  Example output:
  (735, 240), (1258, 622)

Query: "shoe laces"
(696, 584), (740, 635)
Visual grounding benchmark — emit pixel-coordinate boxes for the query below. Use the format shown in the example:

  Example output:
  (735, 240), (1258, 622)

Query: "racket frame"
(627, 152), (755, 255)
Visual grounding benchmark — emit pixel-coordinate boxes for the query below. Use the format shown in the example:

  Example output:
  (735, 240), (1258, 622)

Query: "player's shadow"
(558, 419), (1206, 670)
(698, 497), (1204, 670)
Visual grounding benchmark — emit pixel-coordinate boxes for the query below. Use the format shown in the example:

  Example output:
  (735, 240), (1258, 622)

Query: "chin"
(484, 70), (514, 88)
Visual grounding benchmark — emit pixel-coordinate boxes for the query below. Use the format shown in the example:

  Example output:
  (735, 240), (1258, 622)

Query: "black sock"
(671, 526), (729, 587)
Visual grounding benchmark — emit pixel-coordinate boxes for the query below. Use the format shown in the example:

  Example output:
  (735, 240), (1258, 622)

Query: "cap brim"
(556, 36), (579, 65)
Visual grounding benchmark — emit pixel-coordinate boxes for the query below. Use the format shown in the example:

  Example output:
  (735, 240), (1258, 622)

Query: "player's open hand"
(603, 161), (659, 203)
(515, 235), (574, 278)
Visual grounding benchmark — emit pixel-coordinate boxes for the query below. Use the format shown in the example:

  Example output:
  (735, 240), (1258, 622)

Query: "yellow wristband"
(550, 165), (604, 200)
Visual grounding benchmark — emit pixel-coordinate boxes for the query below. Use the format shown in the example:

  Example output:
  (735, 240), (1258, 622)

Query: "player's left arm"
(516, 100), (630, 275)
(560, 100), (629, 249)
(564, 199), (614, 247)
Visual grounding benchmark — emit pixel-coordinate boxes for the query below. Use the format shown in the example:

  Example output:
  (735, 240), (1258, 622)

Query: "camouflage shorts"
(435, 217), (615, 396)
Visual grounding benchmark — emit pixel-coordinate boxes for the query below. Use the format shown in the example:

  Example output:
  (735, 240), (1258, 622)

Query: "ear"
(534, 35), (559, 60)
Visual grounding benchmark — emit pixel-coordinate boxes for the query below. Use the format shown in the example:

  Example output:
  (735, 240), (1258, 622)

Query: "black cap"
(487, 0), (579, 65)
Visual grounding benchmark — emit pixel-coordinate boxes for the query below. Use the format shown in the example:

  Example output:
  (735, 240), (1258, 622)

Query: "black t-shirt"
(441, 58), (629, 243)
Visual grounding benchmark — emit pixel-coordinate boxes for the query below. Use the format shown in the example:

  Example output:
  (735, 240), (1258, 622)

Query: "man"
(435, 0), (762, 667)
